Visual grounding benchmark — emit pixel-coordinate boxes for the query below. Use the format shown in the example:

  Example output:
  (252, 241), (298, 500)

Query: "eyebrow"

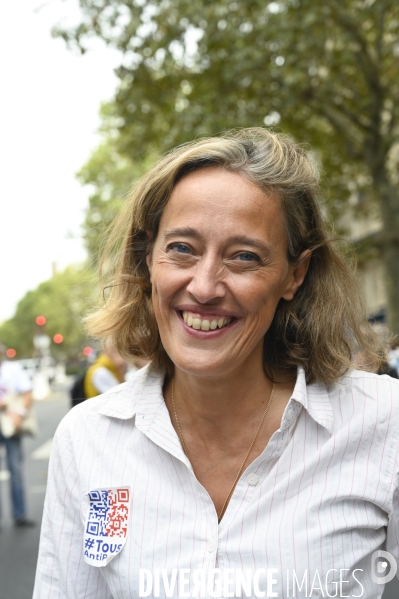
(163, 228), (273, 254)
(163, 227), (198, 240)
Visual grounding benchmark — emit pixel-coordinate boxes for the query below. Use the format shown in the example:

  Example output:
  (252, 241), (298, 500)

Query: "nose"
(186, 254), (226, 304)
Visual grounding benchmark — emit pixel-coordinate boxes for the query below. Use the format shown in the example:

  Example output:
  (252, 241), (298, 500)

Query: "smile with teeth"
(182, 311), (232, 331)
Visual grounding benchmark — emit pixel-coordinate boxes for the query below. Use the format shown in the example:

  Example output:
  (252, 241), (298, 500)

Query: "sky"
(0, 0), (121, 322)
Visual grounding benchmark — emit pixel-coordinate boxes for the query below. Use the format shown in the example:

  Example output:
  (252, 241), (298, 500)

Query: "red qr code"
(105, 490), (129, 538)
(118, 489), (129, 502)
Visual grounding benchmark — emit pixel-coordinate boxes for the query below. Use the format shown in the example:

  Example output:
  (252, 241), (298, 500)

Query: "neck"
(170, 358), (276, 432)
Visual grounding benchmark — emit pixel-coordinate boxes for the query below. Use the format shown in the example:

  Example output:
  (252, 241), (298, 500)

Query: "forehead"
(158, 166), (287, 247)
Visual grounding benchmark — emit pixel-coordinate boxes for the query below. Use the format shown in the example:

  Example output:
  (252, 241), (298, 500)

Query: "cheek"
(233, 274), (282, 312)
(151, 262), (185, 303)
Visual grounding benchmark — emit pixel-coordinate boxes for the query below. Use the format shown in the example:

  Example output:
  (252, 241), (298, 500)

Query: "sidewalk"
(0, 389), (70, 599)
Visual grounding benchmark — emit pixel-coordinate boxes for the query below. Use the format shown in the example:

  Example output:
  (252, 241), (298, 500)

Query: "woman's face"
(147, 166), (310, 379)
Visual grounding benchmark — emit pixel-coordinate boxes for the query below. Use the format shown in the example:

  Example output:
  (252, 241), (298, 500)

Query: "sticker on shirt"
(83, 487), (130, 567)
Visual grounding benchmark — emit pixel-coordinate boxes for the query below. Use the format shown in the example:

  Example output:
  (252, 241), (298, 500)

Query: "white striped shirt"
(33, 364), (399, 598)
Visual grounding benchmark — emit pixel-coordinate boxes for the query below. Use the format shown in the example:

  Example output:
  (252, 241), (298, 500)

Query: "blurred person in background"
(70, 346), (144, 407)
(34, 129), (399, 598)
(0, 342), (35, 527)
(84, 345), (127, 398)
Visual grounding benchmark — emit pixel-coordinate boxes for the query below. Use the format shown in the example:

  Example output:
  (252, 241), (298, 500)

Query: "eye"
(236, 252), (260, 262)
(167, 242), (192, 254)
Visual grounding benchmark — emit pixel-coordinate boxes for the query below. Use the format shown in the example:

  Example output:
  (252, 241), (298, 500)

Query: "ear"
(281, 250), (312, 301)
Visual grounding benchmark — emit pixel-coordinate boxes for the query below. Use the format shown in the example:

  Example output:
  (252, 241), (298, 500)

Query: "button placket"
(281, 402), (298, 431)
(246, 473), (260, 486)
(218, 431), (287, 528)
(286, 407), (294, 421)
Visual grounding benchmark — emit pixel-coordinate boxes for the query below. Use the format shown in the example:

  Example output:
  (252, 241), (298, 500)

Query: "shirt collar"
(97, 363), (165, 420)
(98, 363), (334, 434)
(291, 366), (334, 434)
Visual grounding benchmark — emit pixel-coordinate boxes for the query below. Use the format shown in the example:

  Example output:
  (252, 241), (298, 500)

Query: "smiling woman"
(34, 129), (399, 599)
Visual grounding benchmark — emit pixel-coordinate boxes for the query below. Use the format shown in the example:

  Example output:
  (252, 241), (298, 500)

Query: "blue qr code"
(86, 521), (99, 535)
(88, 490), (111, 536)
(88, 490), (101, 501)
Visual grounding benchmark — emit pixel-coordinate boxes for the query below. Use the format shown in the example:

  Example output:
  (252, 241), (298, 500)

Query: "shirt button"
(286, 408), (294, 421)
(247, 473), (259, 486)
(207, 540), (217, 552)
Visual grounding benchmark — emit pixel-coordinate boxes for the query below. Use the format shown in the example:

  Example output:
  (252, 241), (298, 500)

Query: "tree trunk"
(373, 170), (399, 334)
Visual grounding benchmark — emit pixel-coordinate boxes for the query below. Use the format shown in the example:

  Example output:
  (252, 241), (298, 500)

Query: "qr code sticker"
(87, 488), (130, 538)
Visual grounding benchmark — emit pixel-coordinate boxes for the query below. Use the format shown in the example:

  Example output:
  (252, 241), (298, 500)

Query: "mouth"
(179, 310), (236, 332)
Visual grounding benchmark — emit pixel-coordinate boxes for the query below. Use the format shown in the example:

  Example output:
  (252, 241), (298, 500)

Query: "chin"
(168, 350), (232, 379)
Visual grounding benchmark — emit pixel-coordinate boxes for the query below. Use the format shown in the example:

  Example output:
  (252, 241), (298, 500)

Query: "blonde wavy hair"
(86, 128), (384, 383)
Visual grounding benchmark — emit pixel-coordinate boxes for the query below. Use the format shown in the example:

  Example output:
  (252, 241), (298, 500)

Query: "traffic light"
(36, 316), (46, 326)
(53, 334), (64, 344)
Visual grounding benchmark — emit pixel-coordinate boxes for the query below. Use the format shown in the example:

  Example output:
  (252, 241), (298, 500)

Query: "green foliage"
(56, 0), (399, 208)
(0, 266), (96, 359)
(77, 103), (155, 263)
(55, 0), (399, 330)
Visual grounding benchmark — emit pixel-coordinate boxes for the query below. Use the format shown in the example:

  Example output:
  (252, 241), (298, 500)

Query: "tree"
(77, 103), (154, 263)
(0, 266), (95, 358)
(55, 0), (399, 331)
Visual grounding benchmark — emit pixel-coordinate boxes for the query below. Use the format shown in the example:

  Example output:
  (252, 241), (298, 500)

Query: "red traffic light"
(36, 316), (46, 326)
(6, 348), (16, 358)
(83, 346), (93, 357)
(53, 334), (64, 344)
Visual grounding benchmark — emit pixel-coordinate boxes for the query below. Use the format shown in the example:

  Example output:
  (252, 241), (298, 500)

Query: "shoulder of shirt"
(55, 362), (162, 438)
(341, 370), (399, 508)
(325, 367), (399, 386)
(326, 368), (399, 423)
(330, 367), (399, 396)
(346, 368), (399, 383)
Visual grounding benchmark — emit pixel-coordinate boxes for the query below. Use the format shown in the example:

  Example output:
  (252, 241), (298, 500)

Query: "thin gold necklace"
(171, 379), (275, 522)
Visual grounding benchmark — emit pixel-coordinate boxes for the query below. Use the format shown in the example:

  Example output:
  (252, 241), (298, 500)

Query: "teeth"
(182, 312), (232, 331)
(201, 320), (210, 331)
